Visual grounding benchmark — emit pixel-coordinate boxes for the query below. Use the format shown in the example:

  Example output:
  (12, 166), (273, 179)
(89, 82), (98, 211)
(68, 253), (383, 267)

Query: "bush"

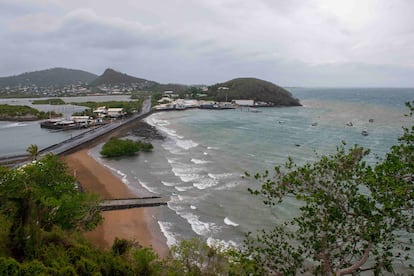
(100, 137), (153, 158)
(0, 257), (20, 275)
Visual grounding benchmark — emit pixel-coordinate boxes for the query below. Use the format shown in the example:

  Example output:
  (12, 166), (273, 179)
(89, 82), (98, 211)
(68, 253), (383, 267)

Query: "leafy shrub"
(100, 137), (153, 158)
(0, 257), (20, 275)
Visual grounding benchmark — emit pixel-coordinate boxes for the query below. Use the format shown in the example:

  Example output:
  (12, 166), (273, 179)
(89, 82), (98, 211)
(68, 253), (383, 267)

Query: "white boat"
(361, 129), (369, 136)
(249, 108), (262, 113)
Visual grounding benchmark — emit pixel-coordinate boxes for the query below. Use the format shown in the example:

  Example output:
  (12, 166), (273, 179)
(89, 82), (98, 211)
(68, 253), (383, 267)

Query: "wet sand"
(64, 149), (168, 257)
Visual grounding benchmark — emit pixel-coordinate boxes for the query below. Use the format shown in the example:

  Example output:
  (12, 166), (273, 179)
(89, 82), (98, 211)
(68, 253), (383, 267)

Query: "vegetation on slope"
(100, 137), (153, 158)
(208, 78), (301, 106)
(0, 104), (60, 121)
(0, 68), (97, 88)
(90, 68), (158, 88)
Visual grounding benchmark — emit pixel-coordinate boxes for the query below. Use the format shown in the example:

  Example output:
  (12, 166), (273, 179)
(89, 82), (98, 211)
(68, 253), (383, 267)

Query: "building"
(107, 108), (125, 118)
(232, 99), (254, 106)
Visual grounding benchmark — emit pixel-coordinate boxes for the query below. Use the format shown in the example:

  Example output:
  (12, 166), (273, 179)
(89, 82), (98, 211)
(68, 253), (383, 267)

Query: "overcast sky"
(1, 0), (413, 87)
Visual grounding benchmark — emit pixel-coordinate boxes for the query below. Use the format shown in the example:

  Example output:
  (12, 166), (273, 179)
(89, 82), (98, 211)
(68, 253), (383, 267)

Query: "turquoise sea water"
(89, 88), (414, 252)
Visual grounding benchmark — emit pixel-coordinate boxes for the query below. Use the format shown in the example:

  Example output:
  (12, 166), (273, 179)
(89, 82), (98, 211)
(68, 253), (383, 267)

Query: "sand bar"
(64, 149), (168, 257)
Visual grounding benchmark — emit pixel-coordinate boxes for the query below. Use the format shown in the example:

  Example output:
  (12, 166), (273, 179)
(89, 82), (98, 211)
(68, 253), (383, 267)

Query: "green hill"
(0, 68), (97, 88)
(90, 68), (158, 88)
(207, 78), (301, 106)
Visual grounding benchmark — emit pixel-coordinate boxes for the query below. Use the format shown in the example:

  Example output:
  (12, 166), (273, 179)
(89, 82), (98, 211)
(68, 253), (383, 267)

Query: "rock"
(131, 121), (164, 140)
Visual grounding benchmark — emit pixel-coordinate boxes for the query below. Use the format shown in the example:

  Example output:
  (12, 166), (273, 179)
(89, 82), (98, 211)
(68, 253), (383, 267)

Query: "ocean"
(87, 88), (414, 250)
(1, 89), (413, 253)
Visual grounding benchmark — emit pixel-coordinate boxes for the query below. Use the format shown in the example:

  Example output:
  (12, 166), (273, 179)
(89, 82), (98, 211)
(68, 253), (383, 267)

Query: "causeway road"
(1, 98), (152, 167)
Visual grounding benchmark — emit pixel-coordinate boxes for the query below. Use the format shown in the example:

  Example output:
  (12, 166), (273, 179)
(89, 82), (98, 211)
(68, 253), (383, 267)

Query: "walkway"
(99, 196), (169, 211)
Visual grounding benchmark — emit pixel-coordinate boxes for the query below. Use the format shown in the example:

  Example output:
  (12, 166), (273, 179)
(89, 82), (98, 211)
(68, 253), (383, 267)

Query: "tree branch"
(335, 242), (373, 276)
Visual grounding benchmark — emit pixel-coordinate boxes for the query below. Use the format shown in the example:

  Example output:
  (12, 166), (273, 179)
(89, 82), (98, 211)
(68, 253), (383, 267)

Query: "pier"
(99, 196), (169, 211)
(0, 98), (152, 167)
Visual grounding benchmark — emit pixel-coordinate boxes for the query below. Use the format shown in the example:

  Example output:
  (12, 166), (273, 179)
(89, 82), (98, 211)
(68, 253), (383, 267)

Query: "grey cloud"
(0, 0), (413, 87)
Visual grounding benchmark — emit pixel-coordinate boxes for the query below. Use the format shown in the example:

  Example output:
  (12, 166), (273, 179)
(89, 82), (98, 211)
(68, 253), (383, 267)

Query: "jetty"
(99, 196), (169, 211)
(0, 98), (152, 167)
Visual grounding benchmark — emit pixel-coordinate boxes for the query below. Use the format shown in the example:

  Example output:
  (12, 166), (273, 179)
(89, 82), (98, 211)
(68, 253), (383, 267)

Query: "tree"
(0, 154), (102, 260)
(163, 238), (241, 275)
(244, 102), (414, 275)
(26, 144), (39, 161)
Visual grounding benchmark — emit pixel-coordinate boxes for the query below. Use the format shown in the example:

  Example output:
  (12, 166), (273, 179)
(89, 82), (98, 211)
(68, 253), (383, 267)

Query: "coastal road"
(47, 98), (152, 155)
(0, 98), (152, 167)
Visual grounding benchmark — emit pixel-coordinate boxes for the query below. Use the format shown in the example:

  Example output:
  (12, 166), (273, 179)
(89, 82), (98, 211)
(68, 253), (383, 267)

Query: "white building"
(107, 108), (125, 118)
(233, 99), (254, 106)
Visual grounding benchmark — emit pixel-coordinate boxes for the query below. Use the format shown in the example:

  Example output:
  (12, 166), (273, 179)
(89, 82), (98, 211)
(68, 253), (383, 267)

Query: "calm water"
(88, 88), (414, 251)
(0, 95), (131, 156)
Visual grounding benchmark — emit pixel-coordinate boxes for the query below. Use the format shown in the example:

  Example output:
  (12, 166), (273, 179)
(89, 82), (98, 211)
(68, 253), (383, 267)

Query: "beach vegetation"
(0, 104), (61, 120)
(72, 100), (142, 115)
(26, 144), (39, 161)
(100, 137), (153, 158)
(32, 98), (66, 105)
(243, 101), (414, 275)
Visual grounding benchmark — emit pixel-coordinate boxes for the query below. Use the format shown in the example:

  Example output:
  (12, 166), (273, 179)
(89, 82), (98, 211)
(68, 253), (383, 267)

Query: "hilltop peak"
(90, 68), (158, 88)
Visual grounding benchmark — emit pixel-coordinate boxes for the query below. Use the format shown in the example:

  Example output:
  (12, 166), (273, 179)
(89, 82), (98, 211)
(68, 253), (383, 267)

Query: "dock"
(99, 196), (169, 211)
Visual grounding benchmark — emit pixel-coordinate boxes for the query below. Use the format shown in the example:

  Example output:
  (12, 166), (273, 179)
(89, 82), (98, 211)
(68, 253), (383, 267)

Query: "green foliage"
(163, 238), (245, 275)
(90, 68), (158, 88)
(32, 98), (66, 105)
(0, 257), (20, 275)
(0, 104), (60, 120)
(26, 144), (39, 161)
(208, 78), (301, 106)
(0, 154), (102, 260)
(133, 247), (161, 275)
(0, 68), (97, 88)
(151, 92), (164, 106)
(112, 237), (134, 256)
(244, 101), (414, 275)
(72, 100), (142, 114)
(100, 137), (153, 158)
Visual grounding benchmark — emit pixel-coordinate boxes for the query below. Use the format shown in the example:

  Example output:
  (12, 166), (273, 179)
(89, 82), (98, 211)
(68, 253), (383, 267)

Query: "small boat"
(361, 129), (369, 136)
(346, 122), (353, 127)
(311, 122), (318, 126)
(249, 108), (262, 113)
(278, 120), (285, 124)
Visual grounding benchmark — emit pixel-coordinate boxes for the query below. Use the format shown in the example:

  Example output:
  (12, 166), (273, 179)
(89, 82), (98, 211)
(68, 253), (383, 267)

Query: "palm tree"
(26, 144), (39, 161)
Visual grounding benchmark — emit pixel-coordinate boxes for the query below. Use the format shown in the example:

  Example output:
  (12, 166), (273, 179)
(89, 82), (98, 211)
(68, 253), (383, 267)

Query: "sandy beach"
(64, 149), (169, 257)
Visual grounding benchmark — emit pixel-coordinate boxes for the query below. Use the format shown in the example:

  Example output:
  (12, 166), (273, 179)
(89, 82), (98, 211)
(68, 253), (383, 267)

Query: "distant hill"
(0, 68), (97, 88)
(207, 78), (301, 106)
(90, 68), (158, 88)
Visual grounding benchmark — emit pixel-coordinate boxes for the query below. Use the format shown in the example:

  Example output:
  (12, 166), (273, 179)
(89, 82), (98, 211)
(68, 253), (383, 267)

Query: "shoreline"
(64, 148), (169, 257)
